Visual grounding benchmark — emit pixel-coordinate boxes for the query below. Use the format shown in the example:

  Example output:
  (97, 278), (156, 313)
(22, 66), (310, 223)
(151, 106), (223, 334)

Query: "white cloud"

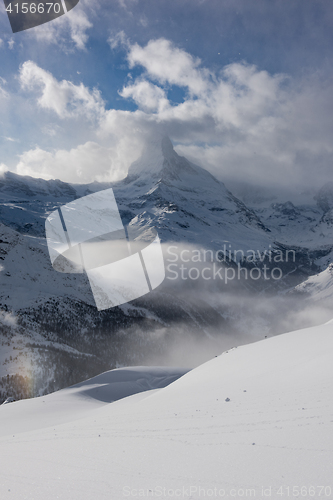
(108, 38), (333, 191)
(41, 124), (60, 137)
(127, 38), (209, 96)
(108, 30), (129, 50)
(28, 1), (93, 51)
(0, 77), (8, 99)
(15, 108), (153, 183)
(19, 61), (104, 120)
(66, 6), (93, 50)
(8, 38), (14, 50)
(120, 80), (169, 112)
(16, 142), (127, 184)
(3, 136), (18, 142)
(8, 38), (333, 191)
(0, 163), (8, 175)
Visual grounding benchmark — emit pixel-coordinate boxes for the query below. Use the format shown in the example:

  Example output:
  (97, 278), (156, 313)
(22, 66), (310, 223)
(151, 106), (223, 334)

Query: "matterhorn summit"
(114, 136), (271, 250)
(127, 136), (211, 185)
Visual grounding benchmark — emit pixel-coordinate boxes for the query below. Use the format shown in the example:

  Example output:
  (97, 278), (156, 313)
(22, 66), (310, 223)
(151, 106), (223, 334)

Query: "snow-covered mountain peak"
(127, 136), (207, 185)
(112, 137), (272, 249)
(127, 135), (169, 180)
(161, 135), (174, 158)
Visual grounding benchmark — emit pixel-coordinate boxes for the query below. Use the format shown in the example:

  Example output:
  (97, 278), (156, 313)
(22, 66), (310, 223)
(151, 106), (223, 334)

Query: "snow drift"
(0, 320), (332, 499)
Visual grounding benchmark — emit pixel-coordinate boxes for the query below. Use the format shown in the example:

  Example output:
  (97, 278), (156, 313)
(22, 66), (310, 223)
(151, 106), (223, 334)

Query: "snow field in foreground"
(0, 323), (332, 499)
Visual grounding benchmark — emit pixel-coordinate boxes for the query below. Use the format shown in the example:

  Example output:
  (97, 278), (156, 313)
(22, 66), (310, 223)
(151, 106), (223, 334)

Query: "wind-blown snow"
(0, 322), (332, 499)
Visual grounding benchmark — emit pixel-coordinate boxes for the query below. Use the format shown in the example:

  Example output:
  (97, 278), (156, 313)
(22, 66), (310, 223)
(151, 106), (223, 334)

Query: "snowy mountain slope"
(293, 263), (333, 303)
(0, 222), (94, 309)
(0, 321), (332, 499)
(0, 172), (79, 236)
(256, 203), (333, 261)
(245, 184), (333, 267)
(0, 366), (188, 436)
(0, 222), (107, 398)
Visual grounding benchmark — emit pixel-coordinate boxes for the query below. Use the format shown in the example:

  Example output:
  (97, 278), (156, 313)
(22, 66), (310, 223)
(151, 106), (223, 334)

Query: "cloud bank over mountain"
(9, 37), (332, 193)
(1, 1), (333, 193)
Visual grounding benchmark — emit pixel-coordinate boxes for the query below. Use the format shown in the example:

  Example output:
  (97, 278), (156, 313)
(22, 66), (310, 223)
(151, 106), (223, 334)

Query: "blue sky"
(0, 0), (333, 191)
